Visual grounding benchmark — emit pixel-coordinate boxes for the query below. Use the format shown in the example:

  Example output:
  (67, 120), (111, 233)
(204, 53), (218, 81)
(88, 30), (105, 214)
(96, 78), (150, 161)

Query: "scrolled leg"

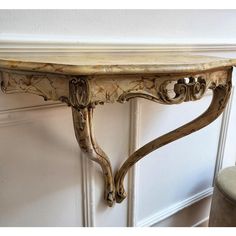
(114, 79), (232, 203)
(69, 76), (116, 206)
(72, 107), (116, 207)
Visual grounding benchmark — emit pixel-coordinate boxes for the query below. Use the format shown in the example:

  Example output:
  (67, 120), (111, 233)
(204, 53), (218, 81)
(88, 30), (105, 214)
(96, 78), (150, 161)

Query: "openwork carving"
(158, 76), (207, 104)
(0, 66), (233, 207)
(75, 73), (215, 107)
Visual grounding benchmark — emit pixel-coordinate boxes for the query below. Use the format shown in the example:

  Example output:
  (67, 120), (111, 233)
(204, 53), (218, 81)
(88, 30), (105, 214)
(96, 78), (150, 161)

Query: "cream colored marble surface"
(0, 52), (235, 75)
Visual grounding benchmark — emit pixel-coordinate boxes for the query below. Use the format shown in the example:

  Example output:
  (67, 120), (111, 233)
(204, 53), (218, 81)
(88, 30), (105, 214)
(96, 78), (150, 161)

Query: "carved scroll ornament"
(0, 67), (233, 206)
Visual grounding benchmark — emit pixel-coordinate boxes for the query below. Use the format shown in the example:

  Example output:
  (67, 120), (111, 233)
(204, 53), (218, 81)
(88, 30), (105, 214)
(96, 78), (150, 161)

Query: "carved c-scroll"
(158, 76), (207, 104)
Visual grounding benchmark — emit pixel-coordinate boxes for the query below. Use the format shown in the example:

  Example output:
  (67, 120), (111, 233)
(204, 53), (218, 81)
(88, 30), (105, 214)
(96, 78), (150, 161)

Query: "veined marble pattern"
(0, 52), (235, 75)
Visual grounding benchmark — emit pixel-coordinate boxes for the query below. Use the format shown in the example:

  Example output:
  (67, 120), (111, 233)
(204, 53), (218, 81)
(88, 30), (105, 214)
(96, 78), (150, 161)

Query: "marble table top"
(0, 52), (235, 75)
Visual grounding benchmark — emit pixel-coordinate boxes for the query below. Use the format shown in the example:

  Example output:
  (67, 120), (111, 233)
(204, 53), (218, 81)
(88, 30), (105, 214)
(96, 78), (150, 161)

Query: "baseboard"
(137, 187), (213, 227)
(0, 102), (65, 115)
(192, 217), (209, 227)
(153, 196), (211, 227)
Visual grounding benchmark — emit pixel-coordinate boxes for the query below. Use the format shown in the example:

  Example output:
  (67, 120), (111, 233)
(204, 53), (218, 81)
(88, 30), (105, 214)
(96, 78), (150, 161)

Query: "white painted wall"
(0, 10), (236, 227)
(1, 10), (236, 44)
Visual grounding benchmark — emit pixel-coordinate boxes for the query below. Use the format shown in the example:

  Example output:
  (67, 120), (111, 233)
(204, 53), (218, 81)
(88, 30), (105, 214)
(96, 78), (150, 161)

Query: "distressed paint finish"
(72, 106), (115, 207)
(0, 52), (235, 207)
(0, 70), (69, 101)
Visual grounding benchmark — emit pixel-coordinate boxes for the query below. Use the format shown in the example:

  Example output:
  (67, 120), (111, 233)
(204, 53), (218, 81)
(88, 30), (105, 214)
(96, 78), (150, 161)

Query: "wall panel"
(0, 103), (84, 226)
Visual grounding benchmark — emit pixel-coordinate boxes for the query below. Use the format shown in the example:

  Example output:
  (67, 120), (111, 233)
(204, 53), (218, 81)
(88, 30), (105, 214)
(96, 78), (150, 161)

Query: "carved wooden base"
(0, 67), (233, 207)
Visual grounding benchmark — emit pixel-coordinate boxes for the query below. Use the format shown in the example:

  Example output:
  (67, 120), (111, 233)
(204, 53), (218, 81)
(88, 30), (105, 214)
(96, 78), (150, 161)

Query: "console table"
(0, 52), (235, 207)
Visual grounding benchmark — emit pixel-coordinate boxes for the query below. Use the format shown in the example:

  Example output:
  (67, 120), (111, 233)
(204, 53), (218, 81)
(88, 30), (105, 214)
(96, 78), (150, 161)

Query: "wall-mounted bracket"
(0, 52), (234, 207)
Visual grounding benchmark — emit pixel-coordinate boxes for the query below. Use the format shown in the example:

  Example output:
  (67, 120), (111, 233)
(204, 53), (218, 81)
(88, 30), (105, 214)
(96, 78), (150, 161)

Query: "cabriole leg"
(114, 80), (232, 203)
(72, 107), (116, 207)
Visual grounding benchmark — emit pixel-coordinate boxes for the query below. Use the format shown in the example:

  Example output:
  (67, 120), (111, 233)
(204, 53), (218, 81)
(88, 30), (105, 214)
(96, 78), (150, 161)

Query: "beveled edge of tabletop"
(0, 54), (235, 76)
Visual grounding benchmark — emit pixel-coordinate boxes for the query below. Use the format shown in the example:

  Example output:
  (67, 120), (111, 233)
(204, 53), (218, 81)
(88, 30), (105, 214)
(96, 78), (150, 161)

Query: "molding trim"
(1, 39), (236, 52)
(191, 217), (209, 227)
(127, 99), (140, 227)
(213, 86), (235, 184)
(81, 153), (95, 227)
(0, 103), (66, 127)
(0, 102), (64, 115)
(137, 187), (213, 227)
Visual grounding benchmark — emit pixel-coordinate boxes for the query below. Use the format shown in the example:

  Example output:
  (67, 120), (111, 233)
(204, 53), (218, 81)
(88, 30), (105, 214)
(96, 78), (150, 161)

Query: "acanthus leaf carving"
(69, 76), (90, 109)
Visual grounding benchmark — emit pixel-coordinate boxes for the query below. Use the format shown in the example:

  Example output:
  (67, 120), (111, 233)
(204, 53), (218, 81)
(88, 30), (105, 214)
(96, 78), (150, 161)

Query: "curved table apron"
(0, 52), (235, 207)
